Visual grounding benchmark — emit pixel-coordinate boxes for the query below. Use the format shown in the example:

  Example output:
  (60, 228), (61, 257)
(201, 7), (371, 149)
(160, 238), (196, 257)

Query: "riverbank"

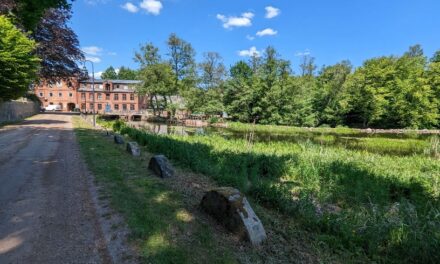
(102, 118), (440, 263)
(75, 117), (347, 263)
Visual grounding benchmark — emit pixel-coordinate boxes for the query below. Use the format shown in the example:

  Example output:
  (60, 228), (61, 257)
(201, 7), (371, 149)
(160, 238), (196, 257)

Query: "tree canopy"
(131, 36), (439, 128)
(0, 16), (40, 101)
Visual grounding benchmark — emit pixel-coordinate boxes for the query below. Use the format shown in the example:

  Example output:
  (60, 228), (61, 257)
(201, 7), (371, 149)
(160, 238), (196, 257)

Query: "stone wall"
(0, 100), (40, 123)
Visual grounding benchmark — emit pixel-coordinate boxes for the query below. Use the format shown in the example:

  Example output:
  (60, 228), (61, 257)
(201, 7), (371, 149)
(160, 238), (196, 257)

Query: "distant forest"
(101, 34), (440, 129)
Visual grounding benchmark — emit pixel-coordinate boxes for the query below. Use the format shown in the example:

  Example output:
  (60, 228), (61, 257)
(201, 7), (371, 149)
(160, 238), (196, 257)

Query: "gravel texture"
(0, 113), (135, 264)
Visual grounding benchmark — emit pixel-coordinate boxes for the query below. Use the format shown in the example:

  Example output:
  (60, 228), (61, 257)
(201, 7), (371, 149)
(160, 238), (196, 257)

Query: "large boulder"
(126, 141), (140, 156)
(114, 134), (124, 144)
(148, 155), (174, 178)
(200, 187), (267, 246)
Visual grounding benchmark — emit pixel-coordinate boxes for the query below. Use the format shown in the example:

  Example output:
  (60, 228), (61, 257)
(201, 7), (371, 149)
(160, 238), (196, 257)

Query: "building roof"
(80, 79), (141, 84)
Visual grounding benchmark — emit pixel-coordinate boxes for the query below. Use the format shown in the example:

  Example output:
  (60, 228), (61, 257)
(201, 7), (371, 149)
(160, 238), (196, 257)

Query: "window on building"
(49, 92), (53, 97)
(81, 103), (86, 110)
(114, 94), (119, 100)
(89, 93), (93, 100)
(98, 104), (102, 110)
(69, 93), (73, 97)
(130, 104), (135, 110)
(122, 94), (126, 100)
(116, 84), (120, 88)
(97, 93), (102, 100)
(90, 103), (94, 109)
(130, 94), (134, 100)
(124, 85), (128, 90)
(99, 84), (103, 89)
(114, 104), (119, 110)
(105, 84), (111, 91)
(81, 93), (85, 99)
(122, 104), (127, 110)
(106, 94), (110, 100)
(39, 92), (43, 97)
(58, 92), (62, 97)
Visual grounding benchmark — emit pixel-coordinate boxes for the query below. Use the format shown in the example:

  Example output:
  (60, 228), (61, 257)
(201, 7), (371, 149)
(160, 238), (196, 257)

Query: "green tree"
(314, 60), (352, 126)
(0, 0), (71, 31)
(101, 66), (118, 80)
(117, 66), (137, 80)
(136, 63), (176, 116)
(134, 42), (161, 67)
(199, 52), (225, 89)
(0, 16), (40, 101)
(224, 61), (260, 122)
(390, 45), (438, 128)
(167, 33), (196, 91)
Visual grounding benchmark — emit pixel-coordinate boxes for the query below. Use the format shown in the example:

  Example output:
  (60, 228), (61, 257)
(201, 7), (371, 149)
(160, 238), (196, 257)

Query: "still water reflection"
(128, 121), (440, 156)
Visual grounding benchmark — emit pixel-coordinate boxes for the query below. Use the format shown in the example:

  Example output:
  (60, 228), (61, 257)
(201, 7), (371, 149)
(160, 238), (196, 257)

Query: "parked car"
(45, 105), (62, 111)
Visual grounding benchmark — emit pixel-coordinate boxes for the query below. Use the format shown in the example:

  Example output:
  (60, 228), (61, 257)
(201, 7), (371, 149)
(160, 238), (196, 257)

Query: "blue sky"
(71, 0), (440, 77)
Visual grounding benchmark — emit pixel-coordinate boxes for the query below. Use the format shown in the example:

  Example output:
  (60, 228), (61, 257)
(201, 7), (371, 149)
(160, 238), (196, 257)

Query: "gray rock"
(200, 187), (267, 246)
(114, 134), (124, 144)
(126, 142), (140, 156)
(148, 155), (174, 178)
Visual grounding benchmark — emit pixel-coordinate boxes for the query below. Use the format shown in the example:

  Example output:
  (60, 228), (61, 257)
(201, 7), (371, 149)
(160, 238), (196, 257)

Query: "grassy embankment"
(73, 117), (243, 263)
(103, 118), (440, 263)
(226, 122), (439, 156)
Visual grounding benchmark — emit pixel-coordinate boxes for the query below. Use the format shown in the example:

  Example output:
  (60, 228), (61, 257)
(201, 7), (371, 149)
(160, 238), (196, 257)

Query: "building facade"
(34, 78), (146, 113)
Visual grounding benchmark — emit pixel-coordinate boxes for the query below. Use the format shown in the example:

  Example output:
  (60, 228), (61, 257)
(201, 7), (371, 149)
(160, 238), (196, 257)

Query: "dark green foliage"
(0, 0), (71, 31)
(222, 45), (439, 128)
(117, 66), (138, 80)
(101, 66), (118, 80)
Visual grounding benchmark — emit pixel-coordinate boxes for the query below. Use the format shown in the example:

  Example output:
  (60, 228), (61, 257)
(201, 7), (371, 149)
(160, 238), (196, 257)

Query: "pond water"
(128, 121), (439, 156)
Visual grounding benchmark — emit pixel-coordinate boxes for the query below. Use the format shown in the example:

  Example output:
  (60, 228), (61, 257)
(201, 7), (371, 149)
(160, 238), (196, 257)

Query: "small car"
(45, 105), (62, 111)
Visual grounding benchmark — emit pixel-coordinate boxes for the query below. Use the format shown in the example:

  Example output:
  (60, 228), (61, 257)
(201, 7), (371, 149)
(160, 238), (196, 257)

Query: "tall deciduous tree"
(117, 66), (138, 80)
(0, 16), (40, 101)
(314, 60), (352, 126)
(101, 66), (118, 80)
(136, 63), (176, 115)
(199, 52), (226, 89)
(134, 42), (161, 67)
(33, 8), (84, 80)
(0, 0), (71, 31)
(167, 33), (196, 90)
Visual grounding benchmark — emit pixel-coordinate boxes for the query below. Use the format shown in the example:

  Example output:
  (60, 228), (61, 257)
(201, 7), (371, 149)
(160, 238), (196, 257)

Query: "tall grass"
(109, 120), (440, 263)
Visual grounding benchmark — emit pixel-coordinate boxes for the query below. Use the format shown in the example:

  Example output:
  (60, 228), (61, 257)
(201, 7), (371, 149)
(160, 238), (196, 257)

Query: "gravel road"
(0, 113), (115, 263)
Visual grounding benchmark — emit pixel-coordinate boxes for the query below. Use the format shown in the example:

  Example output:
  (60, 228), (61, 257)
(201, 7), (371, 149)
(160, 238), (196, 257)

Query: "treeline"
(105, 34), (440, 129)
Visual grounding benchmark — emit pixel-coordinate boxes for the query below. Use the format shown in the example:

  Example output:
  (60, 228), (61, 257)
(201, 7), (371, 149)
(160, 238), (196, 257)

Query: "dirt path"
(0, 113), (114, 263)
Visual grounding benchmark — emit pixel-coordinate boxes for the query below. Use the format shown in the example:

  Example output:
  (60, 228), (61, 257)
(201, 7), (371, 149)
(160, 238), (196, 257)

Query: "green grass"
(73, 117), (238, 264)
(107, 119), (440, 264)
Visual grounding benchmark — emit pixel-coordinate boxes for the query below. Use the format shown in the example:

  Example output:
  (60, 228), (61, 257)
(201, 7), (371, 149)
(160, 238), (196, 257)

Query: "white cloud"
(256, 28), (278, 37)
(85, 56), (101, 63)
(265, 6), (280, 19)
(140, 0), (163, 15)
(122, 2), (139, 13)
(81, 46), (103, 56)
(92, 71), (103, 78)
(295, 49), (311, 57)
(238, 46), (260, 57)
(217, 12), (254, 29)
(84, 0), (109, 5)
(246, 35), (255, 41)
(107, 51), (117, 56)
